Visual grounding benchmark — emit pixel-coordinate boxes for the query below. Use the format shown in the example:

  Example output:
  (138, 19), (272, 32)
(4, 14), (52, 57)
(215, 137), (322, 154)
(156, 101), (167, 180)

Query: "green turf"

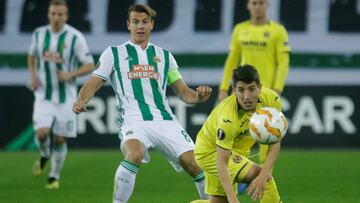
(1, 150), (360, 203)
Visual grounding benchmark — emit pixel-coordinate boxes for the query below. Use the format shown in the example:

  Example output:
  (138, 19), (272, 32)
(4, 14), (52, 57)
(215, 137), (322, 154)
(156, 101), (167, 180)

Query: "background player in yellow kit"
(196, 65), (282, 203)
(217, 0), (291, 166)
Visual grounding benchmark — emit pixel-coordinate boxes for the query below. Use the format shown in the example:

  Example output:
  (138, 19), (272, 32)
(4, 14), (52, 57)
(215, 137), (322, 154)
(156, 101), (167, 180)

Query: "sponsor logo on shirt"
(241, 41), (267, 47)
(128, 64), (159, 80)
(43, 51), (63, 63)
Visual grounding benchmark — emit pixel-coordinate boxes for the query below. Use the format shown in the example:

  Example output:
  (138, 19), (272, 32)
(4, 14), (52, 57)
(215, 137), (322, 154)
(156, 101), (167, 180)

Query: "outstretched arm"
(247, 142), (281, 201)
(73, 76), (105, 114)
(170, 79), (212, 104)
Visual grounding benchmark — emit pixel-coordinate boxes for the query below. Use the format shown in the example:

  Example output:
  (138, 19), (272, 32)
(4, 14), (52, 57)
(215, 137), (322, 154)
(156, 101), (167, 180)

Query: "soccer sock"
(49, 142), (68, 180)
(260, 178), (281, 203)
(192, 171), (208, 200)
(35, 136), (51, 158)
(113, 160), (138, 203)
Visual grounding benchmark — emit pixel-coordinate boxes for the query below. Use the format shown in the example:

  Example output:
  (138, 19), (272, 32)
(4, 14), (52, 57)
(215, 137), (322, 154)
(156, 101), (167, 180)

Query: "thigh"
(33, 98), (55, 130)
(205, 171), (237, 197)
(53, 103), (77, 138)
(229, 154), (255, 183)
(150, 121), (195, 172)
(120, 120), (153, 164)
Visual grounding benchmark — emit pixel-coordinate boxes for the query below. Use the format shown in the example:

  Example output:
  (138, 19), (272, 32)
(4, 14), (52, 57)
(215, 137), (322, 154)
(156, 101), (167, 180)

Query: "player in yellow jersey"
(217, 0), (291, 168)
(195, 65), (282, 203)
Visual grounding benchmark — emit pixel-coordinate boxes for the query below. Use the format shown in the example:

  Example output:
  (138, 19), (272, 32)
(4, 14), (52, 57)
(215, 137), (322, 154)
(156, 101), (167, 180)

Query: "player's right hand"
(72, 101), (87, 114)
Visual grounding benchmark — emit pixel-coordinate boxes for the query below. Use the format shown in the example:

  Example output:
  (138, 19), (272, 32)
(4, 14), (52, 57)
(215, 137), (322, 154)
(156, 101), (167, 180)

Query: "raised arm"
(170, 79), (212, 104)
(72, 76), (105, 114)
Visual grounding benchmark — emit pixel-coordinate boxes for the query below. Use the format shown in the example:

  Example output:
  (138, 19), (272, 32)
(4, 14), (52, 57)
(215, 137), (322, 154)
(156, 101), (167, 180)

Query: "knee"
(53, 136), (65, 146)
(123, 140), (145, 165)
(180, 151), (202, 175)
(36, 128), (50, 139)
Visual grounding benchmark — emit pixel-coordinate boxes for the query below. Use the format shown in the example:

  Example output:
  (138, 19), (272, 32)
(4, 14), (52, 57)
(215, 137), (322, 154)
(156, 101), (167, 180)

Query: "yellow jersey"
(195, 87), (281, 158)
(220, 20), (291, 92)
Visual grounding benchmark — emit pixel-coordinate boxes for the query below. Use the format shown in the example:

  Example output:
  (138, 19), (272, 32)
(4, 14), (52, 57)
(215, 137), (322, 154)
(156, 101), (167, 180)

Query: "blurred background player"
(217, 0), (290, 176)
(72, 4), (211, 203)
(28, 0), (94, 189)
(195, 65), (282, 203)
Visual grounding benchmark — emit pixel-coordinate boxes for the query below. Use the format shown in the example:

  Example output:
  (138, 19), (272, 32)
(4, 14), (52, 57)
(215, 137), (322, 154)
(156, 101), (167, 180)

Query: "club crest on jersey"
(152, 56), (161, 63)
(128, 64), (159, 80)
(232, 155), (242, 163)
(263, 31), (271, 38)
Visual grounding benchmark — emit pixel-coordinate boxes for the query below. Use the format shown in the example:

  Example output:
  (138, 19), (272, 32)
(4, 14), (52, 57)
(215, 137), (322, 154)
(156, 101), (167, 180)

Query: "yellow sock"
(258, 144), (268, 164)
(260, 178), (281, 203)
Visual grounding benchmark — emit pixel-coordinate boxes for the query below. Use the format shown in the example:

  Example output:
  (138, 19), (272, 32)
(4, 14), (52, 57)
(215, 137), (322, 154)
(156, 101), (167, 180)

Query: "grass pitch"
(1, 150), (360, 203)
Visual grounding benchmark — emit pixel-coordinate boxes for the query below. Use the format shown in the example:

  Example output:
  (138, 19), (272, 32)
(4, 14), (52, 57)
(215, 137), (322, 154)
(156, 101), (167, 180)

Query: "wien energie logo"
(128, 65), (159, 80)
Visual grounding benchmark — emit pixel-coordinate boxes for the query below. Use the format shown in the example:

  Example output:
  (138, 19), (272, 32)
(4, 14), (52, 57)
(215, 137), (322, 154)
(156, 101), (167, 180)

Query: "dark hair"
(49, 0), (67, 7)
(232, 64), (261, 86)
(127, 4), (157, 20)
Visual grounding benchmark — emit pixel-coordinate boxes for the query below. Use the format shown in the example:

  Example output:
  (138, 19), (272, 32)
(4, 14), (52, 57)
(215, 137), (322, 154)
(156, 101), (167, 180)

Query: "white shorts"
(33, 98), (76, 138)
(120, 119), (195, 172)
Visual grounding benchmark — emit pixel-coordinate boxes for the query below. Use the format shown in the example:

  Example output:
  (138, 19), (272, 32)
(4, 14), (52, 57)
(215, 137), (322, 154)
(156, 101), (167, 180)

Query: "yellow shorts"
(195, 151), (253, 196)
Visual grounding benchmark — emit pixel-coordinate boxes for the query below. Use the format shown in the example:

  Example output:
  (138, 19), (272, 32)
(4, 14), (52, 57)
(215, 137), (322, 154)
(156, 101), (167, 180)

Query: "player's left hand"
(247, 173), (269, 201)
(57, 70), (73, 82)
(196, 86), (212, 102)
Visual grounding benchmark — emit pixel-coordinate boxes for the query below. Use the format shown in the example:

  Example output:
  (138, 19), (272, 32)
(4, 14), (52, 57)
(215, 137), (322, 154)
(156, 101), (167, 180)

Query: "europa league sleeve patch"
(217, 128), (225, 140)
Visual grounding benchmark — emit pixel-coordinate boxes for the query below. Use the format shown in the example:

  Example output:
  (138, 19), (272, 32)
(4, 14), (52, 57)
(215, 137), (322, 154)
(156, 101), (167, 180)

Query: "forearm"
(217, 161), (237, 201)
(273, 53), (289, 91)
(259, 142), (281, 176)
(77, 76), (103, 104)
(216, 147), (238, 202)
(68, 63), (94, 79)
(28, 55), (36, 77)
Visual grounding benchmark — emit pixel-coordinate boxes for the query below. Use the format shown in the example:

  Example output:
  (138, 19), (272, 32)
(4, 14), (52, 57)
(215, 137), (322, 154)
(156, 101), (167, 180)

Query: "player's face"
(127, 12), (154, 45)
(48, 5), (68, 32)
(247, 0), (268, 20)
(234, 81), (261, 112)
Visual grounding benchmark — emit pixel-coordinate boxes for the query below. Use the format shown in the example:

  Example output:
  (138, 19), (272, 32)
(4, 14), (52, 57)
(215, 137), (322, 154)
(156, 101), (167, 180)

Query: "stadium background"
(0, 1), (360, 202)
(1, 0), (359, 150)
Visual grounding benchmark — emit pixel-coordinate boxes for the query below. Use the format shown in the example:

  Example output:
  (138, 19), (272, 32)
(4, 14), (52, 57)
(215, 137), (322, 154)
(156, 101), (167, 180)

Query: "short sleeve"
(28, 30), (38, 56)
(168, 52), (179, 71)
(215, 116), (237, 150)
(92, 47), (114, 81)
(75, 34), (94, 65)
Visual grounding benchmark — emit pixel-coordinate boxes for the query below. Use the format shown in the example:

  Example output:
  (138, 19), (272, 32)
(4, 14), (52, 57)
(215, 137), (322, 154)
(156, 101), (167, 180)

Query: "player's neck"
(131, 39), (149, 50)
(250, 17), (268, 26)
(51, 25), (65, 33)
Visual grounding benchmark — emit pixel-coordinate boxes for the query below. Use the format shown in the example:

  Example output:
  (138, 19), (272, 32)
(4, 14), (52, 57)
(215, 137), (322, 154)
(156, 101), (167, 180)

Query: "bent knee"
(36, 128), (50, 139)
(123, 140), (145, 165)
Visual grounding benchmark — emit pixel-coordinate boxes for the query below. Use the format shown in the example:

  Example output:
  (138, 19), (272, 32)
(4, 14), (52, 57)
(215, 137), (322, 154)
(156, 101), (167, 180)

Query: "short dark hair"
(49, 0), (67, 7)
(232, 64), (261, 86)
(127, 4), (157, 20)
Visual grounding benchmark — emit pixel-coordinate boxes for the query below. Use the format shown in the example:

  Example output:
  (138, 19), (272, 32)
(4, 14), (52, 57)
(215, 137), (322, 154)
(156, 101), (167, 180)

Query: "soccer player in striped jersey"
(73, 4), (211, 203)
(28, 0), (94, 189)
(217, 0), (291, 185)
(195, 65), (282, 203)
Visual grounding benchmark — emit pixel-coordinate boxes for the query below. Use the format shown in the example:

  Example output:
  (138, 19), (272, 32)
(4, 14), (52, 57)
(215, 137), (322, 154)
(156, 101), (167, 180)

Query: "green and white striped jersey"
(29, 24), (94, 104)
(93, 41), (178, 121)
